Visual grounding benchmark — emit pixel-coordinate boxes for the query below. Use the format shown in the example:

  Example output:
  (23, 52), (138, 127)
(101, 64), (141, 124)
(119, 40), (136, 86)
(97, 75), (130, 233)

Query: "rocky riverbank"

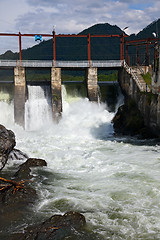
(0, 125), (88, 240)
(0, 124), (15, 170)
(112, 98), (157, 139)
(11, 211), (86, 240)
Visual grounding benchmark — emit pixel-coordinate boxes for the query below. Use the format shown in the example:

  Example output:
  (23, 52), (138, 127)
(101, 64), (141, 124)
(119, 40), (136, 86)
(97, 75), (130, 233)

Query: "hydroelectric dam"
(0, 59), (123, 128)
(1, 31), (160, 136)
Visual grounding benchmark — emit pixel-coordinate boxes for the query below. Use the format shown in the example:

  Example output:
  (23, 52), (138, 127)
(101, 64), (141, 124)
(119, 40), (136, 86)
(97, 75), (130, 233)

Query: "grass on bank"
(98, 72), (117, 81)
(142, 72), (152, 85)
(0, 72), (118, 82)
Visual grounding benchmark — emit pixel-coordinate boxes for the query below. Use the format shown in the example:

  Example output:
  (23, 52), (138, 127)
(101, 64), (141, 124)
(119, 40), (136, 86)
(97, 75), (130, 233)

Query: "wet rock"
(0, 158), (47, 236)
(0, 127), (48, 239)
(0, 124), (16, 170)
(14, 158), (47, 180)
(8, 148), (29, 161)
(13, 163), (32, 180)
(112, 102), (143, 135)
(11, 211), (86, 240)
(0, 180), (37, 234)
(23, 158), (47, 168)
(112, 99), (156, 139)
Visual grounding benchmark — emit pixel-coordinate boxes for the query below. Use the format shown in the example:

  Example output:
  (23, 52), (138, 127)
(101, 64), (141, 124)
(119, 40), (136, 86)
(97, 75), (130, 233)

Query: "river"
(0, 82), (160, 239)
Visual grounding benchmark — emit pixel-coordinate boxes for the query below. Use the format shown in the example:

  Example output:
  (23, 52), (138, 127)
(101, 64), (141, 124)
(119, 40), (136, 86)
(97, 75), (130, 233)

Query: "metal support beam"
(53, 31), (56, 64)
(120, 35), (125, 60)
(88, 33), (91, 63)
(19, 32), (22, 65)
(145, 42), (149, 66)
(0, 31), (128, 64)
(126, 45), (129, 65)
(136, 47), (140, 64)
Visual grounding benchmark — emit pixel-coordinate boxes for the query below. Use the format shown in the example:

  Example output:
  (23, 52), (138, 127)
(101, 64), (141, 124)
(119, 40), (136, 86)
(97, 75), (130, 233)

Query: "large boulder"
(11, 211), (86, 240)
(112, 99), (156, 138)
(0, 158), (47, 238)
(8, 148), (28, 161)
(14, 158), (47, 180)
(0, 125), (16, 170)
(0, 185), (37, 240)
(112, 103), (143, 136)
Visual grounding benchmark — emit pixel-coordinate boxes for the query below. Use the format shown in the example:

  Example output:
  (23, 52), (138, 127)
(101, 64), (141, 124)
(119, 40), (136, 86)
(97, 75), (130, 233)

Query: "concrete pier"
(51, 67), (62, 121)
(14, 67), (25, 86)
(14, 67), (26, 127)
(157, 95), (160, 128)
(85, 67), (98, 102)
(152, 51), (160, 94)
(118, 66), (160, 136)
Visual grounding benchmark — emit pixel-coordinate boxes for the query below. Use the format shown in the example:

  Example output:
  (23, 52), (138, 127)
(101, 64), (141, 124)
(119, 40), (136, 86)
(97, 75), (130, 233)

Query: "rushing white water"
(25, 85), (52, 130)
(1, 84), (160, 239)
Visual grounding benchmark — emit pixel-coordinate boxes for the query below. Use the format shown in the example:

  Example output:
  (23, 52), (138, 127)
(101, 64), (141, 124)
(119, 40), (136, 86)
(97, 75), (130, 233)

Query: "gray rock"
(8, 148), (28, 161)
(11, 211), (86, 240)
(14, 158), (47, 180)
(0, 125), (16, 170)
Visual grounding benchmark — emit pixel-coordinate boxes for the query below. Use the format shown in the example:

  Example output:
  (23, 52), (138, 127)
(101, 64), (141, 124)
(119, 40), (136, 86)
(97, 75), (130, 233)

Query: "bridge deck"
(0, 60), (123, 69)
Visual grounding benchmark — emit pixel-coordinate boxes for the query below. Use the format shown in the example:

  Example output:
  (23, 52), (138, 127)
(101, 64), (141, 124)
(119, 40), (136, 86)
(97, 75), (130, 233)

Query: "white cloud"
(0, 0), (159, 54)
(0, 0), (30, 32)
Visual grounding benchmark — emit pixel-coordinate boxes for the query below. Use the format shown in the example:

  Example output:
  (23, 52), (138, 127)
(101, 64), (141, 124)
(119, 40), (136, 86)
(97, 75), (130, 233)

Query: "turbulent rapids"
(0, 83), (160, 239)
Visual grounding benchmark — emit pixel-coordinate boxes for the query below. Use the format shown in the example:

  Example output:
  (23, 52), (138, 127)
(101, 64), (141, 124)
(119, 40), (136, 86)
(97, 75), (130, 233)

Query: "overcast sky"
(0, 0), (159, 54)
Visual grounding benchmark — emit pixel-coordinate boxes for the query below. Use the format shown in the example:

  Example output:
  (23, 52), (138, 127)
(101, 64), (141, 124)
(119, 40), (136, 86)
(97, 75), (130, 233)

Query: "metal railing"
(20, 60), (53, 67)
(0, 60), (53, 68)
(135, 64), (145, 75)
(0, 60), (123, 68)
(123, 60), (145, 92)
(0, 60), (17, 67)
(54, 61), (89, 68)
(91, 60), (122, 68)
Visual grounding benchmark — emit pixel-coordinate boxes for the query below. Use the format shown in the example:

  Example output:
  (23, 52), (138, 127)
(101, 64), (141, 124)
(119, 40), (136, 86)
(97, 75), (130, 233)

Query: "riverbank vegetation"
(0, 71), (118, 82)
(142, 72), (152, 85)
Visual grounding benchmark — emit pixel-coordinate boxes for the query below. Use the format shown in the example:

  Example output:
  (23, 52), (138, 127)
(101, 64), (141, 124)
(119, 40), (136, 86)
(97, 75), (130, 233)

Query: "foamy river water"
(0, 83), (160, 239)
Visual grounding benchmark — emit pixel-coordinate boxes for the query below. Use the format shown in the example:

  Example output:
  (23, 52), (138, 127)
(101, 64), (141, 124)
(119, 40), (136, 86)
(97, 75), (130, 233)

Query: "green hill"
(0, 23), (124, 61)
(79, 23), (123, 35)
(126, 19), (160, 65)
(0, 20), (160, 80)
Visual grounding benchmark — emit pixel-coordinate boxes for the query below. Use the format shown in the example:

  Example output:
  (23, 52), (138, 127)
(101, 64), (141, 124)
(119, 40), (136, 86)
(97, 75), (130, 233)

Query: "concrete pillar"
(14, 67), (26, 128)
(51, 67), (62, 121)
(157, 95), (160, 128)
(85, 67), (98, 102)
(129, 77), (133, 96)
(152, 49), (160, 94)
(14, 67), (25, 86)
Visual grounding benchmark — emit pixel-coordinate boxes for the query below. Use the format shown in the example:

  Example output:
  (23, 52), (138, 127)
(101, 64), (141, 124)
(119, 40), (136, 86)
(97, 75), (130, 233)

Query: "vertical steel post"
(88, 33), (91, 64)
(136, 47), (140, 64)
(120, 35), (124, 60)
(126, 45), (129, 65)
(19, 32), (22, 65)
(146, 42), (149, 65)
(53, 31), (56, 65)
(122, 35), (125, 60)
(120, 37), (122, 60)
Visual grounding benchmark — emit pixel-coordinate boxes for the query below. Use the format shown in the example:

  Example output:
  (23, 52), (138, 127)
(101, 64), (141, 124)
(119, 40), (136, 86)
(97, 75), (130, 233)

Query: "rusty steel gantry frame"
(125, 37), (160, 66)
(0, 32), (128, 64)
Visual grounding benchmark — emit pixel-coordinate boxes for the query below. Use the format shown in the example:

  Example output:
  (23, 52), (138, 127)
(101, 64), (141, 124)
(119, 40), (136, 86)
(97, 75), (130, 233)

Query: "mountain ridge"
(0, 20), (159, 61)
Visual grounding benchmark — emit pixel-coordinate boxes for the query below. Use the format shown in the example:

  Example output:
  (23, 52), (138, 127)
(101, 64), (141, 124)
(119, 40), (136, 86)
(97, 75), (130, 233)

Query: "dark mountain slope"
(0, 23), (124, 61)
(79, 23), (123, 35)
(0, 20), (159, 63)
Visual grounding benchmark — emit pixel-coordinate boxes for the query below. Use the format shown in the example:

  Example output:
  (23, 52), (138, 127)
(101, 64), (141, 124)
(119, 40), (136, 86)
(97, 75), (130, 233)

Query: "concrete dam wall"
(118, 67), (160, 137)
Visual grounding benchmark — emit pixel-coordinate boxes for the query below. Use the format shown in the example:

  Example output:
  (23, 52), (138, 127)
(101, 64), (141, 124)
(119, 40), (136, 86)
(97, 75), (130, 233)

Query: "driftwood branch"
(0, 177), (25, 193)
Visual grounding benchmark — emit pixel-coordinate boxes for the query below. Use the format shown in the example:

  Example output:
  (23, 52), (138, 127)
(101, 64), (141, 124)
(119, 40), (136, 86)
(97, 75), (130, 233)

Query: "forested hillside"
(0, 20), (159, 80)
(0, 20), (159, 62)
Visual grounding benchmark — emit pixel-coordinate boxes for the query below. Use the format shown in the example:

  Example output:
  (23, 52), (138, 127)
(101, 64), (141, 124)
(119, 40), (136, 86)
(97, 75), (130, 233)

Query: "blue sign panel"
(35, 35), (42, 41)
